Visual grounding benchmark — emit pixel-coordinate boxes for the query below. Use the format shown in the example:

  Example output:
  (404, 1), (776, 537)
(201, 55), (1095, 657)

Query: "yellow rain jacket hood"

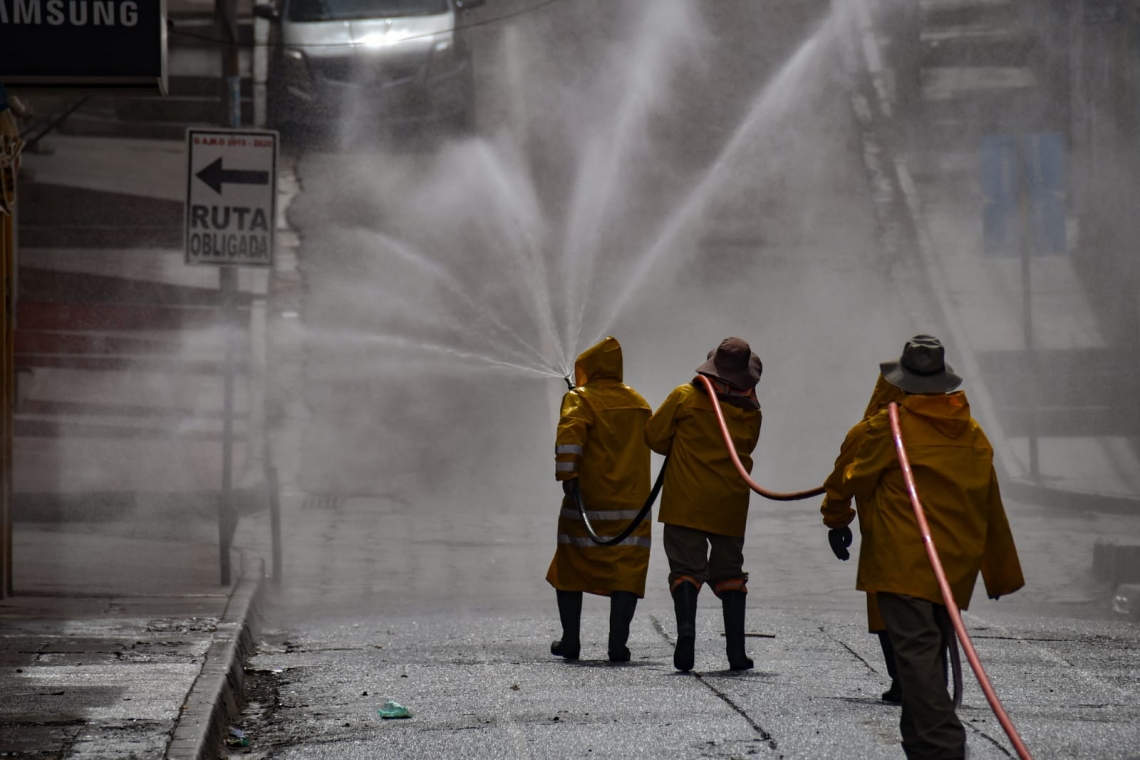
(822, 374), (906, 529)
(646, 381), (762, 537)
(572, 335), (623, 387)
(863, 373), (906, 419)
(825, 392), (1024, 610)
(547, 338), (653, 597)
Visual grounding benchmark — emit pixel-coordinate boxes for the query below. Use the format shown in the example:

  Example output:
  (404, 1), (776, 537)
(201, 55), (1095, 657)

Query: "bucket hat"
(696, 337), (763, 391)
(880, 335), (962, 394)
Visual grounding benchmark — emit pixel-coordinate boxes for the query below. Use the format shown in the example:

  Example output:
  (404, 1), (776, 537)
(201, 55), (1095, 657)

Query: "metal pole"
(268, 466), (282, 584)
(1017, 135), (1039, 481)
(1, 209), (12, 598)
(0, 94), (18, 599)
(217, 0), (241, 586)
(219, 268), (236, 586)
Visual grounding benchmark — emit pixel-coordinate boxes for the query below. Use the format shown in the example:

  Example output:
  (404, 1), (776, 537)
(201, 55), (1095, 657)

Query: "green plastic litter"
(378, 700), (412, 719)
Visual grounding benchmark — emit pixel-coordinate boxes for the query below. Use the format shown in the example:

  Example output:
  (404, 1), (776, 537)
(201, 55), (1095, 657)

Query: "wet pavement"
(8, 0), (1140, 758)
(226, 0), (1140, 757)
(225, 488), (1140, 759)
(235, 605), (1138, 760)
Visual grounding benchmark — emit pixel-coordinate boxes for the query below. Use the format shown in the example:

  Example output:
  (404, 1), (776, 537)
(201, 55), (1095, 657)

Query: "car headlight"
(282, 48), (310, 81)
(426, 34), (459, 81)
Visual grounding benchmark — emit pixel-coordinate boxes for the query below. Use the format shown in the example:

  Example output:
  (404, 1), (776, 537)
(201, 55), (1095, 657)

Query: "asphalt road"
(232, 493), (1140, 759)
(236, 1), (1140, 757)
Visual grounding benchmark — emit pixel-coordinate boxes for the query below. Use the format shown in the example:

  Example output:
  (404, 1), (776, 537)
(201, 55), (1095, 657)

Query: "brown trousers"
(662, 524), (747, 595)
(877, 592), (966, 760)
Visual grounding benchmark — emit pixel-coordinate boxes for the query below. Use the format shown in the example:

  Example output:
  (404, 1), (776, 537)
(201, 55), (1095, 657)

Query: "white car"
(255, 0), (483, 135)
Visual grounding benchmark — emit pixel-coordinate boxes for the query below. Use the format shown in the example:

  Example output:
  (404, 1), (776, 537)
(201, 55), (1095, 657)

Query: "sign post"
(185, 127), (276, 585)
(1016, 137), (1039, 480)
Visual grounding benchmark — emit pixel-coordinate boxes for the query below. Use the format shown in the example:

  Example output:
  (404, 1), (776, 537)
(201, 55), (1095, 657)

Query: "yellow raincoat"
(820, 375), (905, 630)
(646, 382), (762, 537)
(823, 391), (1024, 610)
(546, 338), (653, 597)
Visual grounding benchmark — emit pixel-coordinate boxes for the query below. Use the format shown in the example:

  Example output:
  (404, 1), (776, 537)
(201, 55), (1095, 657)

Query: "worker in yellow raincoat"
(822, 335), (1024, 760)
(546, 337), (652, 663)
(821, 372), (906, 702)
(646, 337), (762, 672)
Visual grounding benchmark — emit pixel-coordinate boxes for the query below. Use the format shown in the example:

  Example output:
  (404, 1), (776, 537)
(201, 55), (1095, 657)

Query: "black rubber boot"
(877, 630), (902, 703)
(607, 591), (638, 662)
(881, 679), (903, 703)
(671, 582), (699, 672)
(721, 590), (753, 671)
(551, 590), (582, 660)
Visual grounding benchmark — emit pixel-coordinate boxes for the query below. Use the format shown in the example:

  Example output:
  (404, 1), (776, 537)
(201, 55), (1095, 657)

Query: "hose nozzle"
(564, 375), (574, 391)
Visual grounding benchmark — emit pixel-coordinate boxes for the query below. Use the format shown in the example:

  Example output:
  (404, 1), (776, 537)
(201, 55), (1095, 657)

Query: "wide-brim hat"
(880, 334), (962, 394)
(696, 337), (762, 391)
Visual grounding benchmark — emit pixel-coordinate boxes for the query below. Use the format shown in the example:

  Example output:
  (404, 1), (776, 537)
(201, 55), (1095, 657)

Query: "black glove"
(828, 527), (853, 561)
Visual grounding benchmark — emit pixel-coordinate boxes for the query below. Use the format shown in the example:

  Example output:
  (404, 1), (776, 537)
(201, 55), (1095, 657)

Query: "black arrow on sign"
(195, 157), (270, 195)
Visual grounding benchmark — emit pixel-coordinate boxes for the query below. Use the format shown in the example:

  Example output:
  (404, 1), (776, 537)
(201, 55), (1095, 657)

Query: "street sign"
(982, 132), (1067, 257)
(185, 128), (277, 268)
(1023, 132), (1066, 255)
(0, 0), (167, 94)
(981, 135), (1017, 255)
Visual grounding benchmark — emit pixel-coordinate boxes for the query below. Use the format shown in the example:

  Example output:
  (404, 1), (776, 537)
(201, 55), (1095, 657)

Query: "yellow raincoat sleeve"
(555, 391), (593, 482)
(837, 413), (896, 508)
(820, 420), (867, 529)
(979, 470), (1026, 598)
(822, 376), (905, 529)
(645, 387), (682, 456)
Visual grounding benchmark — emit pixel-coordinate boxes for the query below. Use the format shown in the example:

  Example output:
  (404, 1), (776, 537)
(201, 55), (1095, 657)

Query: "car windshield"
(289, 0), (449, 22)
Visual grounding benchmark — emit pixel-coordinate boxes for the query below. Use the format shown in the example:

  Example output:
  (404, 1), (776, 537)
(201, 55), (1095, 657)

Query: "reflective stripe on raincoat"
(827, 391), (1025, 610)
(546, 337), (653, 597)
(646, 382), (762, 537)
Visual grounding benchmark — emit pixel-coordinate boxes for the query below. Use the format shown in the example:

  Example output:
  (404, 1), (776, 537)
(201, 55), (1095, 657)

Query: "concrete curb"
(167, 552), (265, 760)
(1003, 478), (1140, 515)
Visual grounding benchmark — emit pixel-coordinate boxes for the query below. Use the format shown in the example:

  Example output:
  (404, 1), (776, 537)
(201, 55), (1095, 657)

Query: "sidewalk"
(0, 523), (263, 759)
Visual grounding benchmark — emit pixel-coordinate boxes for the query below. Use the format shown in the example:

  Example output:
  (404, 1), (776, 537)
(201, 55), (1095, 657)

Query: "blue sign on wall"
(982, 132), (1067, 257)
(981, 135), (1018, 256)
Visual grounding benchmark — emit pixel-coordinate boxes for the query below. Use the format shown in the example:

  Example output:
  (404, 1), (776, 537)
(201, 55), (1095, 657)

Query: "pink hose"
(696, 374), (824, 501)
(888, 402), (1033, 760)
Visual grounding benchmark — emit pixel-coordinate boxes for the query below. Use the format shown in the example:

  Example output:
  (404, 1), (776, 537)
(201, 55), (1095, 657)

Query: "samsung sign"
(0, 0), (167, 93)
